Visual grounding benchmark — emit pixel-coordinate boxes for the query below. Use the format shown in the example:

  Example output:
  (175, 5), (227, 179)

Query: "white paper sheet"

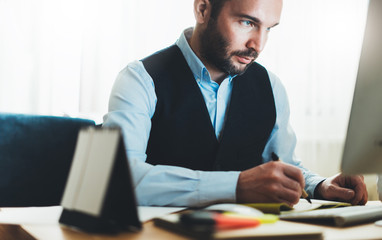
(0, 205), (185, 225)
(138, 206), (185, 222)
(0, 206), (63, 225)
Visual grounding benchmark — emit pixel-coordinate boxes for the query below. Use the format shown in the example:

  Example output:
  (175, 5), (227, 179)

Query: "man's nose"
(246, 30), (268, 54)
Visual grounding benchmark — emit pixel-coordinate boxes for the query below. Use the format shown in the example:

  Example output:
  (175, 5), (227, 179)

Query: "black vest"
(142, 45), (276, 171)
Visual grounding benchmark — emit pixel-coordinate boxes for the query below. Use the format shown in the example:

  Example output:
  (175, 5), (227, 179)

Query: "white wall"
(0, 0), (377, 198)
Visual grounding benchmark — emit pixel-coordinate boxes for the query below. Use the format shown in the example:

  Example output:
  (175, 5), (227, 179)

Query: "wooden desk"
(1, 203), (382, 240)
(15, 219), (382, 240)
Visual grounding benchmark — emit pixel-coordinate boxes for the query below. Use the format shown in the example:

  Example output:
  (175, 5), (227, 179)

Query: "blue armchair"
(0, 113), (95, 206)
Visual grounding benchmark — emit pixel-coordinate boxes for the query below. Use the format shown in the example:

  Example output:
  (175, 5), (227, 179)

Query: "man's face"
(199, 0), (282, 76)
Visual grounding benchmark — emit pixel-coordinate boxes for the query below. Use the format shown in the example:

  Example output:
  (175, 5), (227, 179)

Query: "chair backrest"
(0, 113), (95, 207)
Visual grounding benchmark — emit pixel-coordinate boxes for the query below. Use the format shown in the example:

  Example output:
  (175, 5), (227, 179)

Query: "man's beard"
(199, 19), (259, 76)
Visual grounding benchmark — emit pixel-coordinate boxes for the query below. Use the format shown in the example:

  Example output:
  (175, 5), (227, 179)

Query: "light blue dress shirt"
(103, 28), (325, 207)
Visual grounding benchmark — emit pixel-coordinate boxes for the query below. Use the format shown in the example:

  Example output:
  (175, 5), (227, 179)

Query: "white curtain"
(0, 0), (371, 182)
(258, 0), (369, 176)
(0, 0), (194, 121)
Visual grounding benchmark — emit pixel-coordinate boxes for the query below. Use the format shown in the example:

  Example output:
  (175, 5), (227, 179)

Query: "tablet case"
(59, 127), (141, 233)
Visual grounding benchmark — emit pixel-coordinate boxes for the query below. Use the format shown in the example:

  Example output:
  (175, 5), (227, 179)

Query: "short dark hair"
(209, 0), (231, 20)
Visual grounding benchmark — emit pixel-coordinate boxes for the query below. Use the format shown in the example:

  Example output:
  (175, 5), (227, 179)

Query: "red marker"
(180, 211), (260, 230)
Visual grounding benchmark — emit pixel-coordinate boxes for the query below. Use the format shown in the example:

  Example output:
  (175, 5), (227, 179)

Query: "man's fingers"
(281, 177), (302, 193)
(327, 185), (355, 201)
(275, 163), (305, 204)
(350, 182), (368, 205)
(277, 186), (301, 205)
(282, 163), (305, 189)
(350, 191), (363, 205)
(352, 191), (367, 205)
(236, 163), (307, 205)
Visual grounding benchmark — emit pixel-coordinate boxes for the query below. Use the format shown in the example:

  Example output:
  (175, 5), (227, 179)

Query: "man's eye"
(241, 20), (253, 27)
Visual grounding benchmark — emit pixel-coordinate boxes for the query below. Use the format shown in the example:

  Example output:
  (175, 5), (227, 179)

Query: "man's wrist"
(235, 171), (245, 203)
(313, 179), (326, 199)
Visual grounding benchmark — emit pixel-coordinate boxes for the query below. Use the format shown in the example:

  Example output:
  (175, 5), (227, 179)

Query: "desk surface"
(1, 203), (382, 240)
(18, 219), (382, 240)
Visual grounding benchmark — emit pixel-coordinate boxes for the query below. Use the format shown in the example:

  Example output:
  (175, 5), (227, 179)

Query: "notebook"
(280, 204), (382, 227)
(245, 199), (351, 214)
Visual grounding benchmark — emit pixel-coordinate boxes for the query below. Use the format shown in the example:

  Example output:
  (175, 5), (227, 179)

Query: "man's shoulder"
(119, 60), (146, 77)
(141, 45), (189, 79)
(141, 45), (180, 63)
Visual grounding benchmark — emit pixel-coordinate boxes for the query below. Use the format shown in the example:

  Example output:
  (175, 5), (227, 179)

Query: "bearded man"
(103, 0), (367, 207)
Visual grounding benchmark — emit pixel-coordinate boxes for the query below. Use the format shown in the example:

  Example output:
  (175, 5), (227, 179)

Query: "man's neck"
(204, 65), (227, 85)
(188, 28), (228, 85)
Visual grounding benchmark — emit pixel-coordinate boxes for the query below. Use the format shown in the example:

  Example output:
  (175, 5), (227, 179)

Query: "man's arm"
(234, 70), (369, 205)
(103, 61), (240, 207)
(263, 72), (367, 205)
(235, 70), (322, 206)
(261, 71), (326, 197)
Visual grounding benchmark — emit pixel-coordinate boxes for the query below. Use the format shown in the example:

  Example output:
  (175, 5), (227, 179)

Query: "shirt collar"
(176, 27), (234, 84)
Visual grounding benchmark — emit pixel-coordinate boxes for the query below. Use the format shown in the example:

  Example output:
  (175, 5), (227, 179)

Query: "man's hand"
(315, 173), (368, 205)
(236, 161), (305, 206)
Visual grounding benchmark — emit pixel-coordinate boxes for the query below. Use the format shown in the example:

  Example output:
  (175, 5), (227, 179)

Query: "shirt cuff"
(198, 171), (240, 206)
(305, 175), (326, 198)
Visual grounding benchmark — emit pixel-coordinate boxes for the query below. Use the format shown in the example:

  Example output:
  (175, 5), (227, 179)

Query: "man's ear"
(194, 0), (211, 24)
